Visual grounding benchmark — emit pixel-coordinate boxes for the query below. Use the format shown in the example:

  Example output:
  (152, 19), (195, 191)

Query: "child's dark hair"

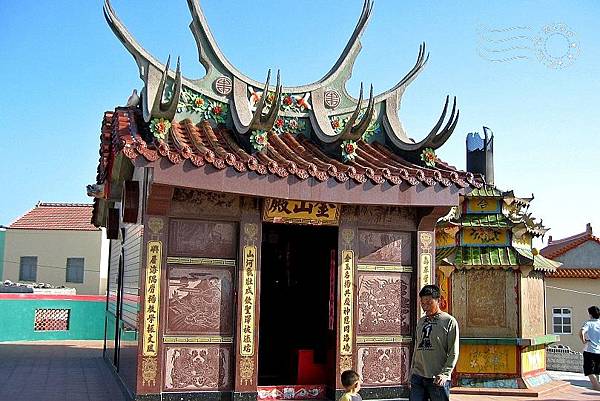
(341, 370), (360, 388)
(419, 284), (441, 299)
(588, 306), (600, 319)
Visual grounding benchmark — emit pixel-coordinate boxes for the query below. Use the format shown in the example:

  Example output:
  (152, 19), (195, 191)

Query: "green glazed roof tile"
(467, 186), (504, 198)
(436, 246), (557, 270)
(436, 247), (456, 263)
(514, 247), (561, 271)
(460, 214), (512, 228)
(441, 246), (520, 267)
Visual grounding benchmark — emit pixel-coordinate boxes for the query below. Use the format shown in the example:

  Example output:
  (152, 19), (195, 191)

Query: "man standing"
(410, 284), (459, 401)
(580, 305), (600, 391)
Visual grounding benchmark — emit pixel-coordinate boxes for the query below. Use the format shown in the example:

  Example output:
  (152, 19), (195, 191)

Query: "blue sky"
(1, 1), (598, 242)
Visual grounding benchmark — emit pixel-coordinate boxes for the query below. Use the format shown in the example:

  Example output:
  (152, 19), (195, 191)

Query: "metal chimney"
(466, 127), (494, 185)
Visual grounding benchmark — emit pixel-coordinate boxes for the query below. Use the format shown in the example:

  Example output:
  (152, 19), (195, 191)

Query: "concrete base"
(451, 380), (571, 397)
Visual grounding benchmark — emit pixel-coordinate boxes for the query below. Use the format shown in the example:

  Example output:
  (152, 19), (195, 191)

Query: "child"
(339, 370), (362, 401)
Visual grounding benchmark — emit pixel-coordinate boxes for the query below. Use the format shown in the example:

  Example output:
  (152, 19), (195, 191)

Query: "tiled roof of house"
(10, 203), (98, 231)
(96, 108), (483, 190)
(546, 268), (600, 279)
(540, 223), (600, 259)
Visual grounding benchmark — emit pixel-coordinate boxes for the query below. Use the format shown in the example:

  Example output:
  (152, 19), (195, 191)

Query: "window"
(66, 257), (85, 283)
(19, 256), (37, 282)
(552, 307), (572, 334)
(34, 309), (70, 331)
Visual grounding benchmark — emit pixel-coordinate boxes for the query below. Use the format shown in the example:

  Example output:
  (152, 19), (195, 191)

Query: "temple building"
(91, 1), (483, 400)
(435, 131), (562, 394)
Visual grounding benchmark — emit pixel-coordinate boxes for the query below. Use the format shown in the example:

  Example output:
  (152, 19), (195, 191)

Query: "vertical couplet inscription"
(340, 250), (355, 356)
(240, 246), (257, 357)
(143, 240), (162, 357)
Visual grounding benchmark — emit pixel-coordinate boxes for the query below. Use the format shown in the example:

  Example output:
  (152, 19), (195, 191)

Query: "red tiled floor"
(0, 341), (127, 401)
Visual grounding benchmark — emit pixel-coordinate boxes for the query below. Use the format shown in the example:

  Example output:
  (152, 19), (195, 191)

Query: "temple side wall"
(160, 190), (244, 396)
(338, 205), (419, 400)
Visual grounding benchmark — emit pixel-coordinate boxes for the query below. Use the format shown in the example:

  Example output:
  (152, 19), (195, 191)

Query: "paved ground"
(0, 341), (598, 401)
(0, 341), (126, 401)
(451, 371), (599, 401)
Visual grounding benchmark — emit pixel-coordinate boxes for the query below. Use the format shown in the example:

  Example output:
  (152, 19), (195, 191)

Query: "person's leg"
(583, 352), (600, 390)
(425, 379), (450, 401)
(409, 374), (427, 401)
(592, 352), (600, 391)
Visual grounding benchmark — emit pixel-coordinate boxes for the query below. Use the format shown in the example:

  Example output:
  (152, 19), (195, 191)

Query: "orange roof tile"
(10, 203), (98, 231)
(96, 108), (483, 190)
(540, 224), (600, 259)
(546, 268), (600, 279)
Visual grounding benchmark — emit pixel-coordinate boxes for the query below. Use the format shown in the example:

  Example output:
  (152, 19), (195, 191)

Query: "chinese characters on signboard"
(143, 240), (162, 357)
(263, 198), (340, 225)
(340, 250), (354, 355)
(466, 198), (501, 214)
(420, 253), (432, 289)
(240, 246), (257, 357)
(419, 232), (433, 293)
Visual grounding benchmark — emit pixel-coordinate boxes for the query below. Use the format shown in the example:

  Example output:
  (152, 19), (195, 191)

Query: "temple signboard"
(465, 198), (501, 214)
(263, 198), (340, 225)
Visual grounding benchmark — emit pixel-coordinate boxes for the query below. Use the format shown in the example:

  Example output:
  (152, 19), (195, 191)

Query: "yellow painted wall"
(545, 278), (600, 350)
(4, 229), (104, 295)
(456, 344), (517, 374)
(521, 345), (546, 374)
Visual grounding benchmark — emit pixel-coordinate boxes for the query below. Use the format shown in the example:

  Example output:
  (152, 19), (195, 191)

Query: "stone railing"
(546, 344), (583, 373)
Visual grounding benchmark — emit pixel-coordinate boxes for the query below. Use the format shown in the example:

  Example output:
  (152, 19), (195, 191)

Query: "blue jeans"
(409, 374), (450, 401)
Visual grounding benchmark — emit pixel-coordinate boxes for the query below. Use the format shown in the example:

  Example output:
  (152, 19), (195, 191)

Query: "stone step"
(451, 380), (571, 397)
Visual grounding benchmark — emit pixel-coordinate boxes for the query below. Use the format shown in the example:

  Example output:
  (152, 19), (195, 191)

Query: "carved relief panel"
(170, 188), (240, 219)
(163, 218), (238, 392)
(353, 206), (416, 229)
(357, 345), (410, 386)
(358, 230), (412, 265)
(168, 219), (237, 258)
(164, 345), (232, 391)
(452, 269), (519, 337)
(353, 225), (414, 390)
(521, 272), (545, 338)
(466, 270), (507, 328)
(166, 267), (234, 335)
(357, 272), (411, 335)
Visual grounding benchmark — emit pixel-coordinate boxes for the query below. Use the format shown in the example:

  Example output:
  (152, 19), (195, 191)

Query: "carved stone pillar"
(335, 208), (358, 395)
(234, 198), (262, 401)
(417, 207), (451, 318)
(137, 215), (168, 397)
